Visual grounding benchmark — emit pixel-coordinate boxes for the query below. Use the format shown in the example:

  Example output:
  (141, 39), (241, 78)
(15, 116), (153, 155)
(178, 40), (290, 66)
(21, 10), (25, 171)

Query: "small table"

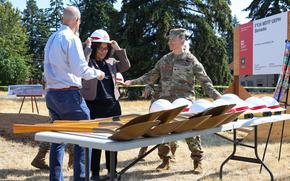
(17, 94), (42, 114)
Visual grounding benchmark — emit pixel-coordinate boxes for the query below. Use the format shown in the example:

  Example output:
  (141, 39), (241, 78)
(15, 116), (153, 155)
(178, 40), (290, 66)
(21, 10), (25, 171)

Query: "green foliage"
(0, 86), (8, 91)
(22, 0), (52, 83)
(245, 0), (289, 20)
(119, 0), (233, 85)
(46, 0), (64, 31)
(0, 49), (29, 85)
(72, 0), (117, 41)
(0, 1), (30, 85)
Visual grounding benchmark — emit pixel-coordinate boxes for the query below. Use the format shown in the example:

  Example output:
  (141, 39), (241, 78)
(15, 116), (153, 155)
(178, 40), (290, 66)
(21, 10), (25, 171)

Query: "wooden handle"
(13, 124), (94, 133)
(13, 123), (119, 134)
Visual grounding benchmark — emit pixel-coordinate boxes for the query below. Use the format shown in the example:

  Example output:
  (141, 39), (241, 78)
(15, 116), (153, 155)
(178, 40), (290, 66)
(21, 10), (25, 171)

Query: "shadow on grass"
(119, 168), (231, 180)
(0, 168), (48, 180)
(0, 113), (50, 146)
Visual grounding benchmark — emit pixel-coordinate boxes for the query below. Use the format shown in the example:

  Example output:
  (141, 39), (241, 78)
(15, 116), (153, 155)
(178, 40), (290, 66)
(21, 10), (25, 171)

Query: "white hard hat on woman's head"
(150, 99), (173, 113)
(172, 98), (192, 112)
(90, 29), (111, 43)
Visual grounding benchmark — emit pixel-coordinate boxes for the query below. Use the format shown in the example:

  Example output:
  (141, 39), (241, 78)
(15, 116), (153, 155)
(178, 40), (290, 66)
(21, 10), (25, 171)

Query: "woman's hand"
(124, 80), (132, 86)
(111, 40), (121, 50)
(85, 38), (92, 48)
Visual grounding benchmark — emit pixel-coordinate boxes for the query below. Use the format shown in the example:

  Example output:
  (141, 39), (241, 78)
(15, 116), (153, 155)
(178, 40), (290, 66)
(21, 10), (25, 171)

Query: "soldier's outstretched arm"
(128, 59), (162, 85)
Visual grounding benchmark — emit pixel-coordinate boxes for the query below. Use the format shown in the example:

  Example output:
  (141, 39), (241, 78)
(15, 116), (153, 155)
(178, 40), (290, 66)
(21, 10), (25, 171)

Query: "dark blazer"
(80, 48), (130, 101)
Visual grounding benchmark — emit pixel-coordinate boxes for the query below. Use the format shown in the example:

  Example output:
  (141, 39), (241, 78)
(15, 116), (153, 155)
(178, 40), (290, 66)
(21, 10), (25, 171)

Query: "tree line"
(0, 0), (288, 86)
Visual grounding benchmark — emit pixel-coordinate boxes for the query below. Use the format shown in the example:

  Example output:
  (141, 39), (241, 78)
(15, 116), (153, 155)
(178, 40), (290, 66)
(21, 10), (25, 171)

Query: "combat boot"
(31, 148), (49, 170)
(138, 147), (148, 161)
(67, 145), (74, 170)
(156, 158), (170, 171)
(193, 159), (203, 174)
(67, 151), (74, 170)
(170, 146), (177, 163)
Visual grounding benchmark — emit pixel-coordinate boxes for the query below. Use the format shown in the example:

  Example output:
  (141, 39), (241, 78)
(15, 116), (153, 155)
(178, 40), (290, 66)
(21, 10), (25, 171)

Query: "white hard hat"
(90, 29), (111, 43)
(245, 97), (272, 117)
(189, 99), (214, 114)
(116, 73), (124, 84)
(213, 99), (231, 107)
(172, 98), (192, 112)
(220, 94), (240, 102)
(219, 94), (249, 112)
(260, 96), (285, 112)
(245, 97), (267, 110)
(213, 99), (236, 113)
(150, 99), (174, 113)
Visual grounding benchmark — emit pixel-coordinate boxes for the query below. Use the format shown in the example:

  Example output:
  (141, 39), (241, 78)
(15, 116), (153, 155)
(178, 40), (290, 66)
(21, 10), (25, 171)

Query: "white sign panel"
(253, 12), (288, 75)
(8, 84), (43, 96)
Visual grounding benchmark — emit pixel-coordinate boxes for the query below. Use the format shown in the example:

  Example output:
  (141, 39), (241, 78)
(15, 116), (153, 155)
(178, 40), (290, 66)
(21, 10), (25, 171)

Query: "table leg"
(259, 123), (273, 173)
(110, 151), (116, 181)
(117, 144), (159, 179)
(31, 96), (34, 113)
(278, 120), (285, 161)
(33, 96), (39, 114)
(219, 129), (237, 179)
(18, 96), (26, 114)
(219, 126), (274, 181)
(85, 148), (90, 181)
(253, 126), (274, 181)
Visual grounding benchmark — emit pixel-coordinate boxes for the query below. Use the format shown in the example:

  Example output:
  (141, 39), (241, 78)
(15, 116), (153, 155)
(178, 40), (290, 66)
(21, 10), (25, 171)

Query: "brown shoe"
(31, 157), (49, 170)
(67, 152), (74, 170)
(156, 158), (170, 171)
(193, 159), (203, 174)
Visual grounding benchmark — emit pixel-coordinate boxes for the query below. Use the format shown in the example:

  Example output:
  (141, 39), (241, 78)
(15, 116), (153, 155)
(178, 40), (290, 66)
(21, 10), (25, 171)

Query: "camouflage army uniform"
(138, 83), (178, 159)
(131, 51), (220, 165)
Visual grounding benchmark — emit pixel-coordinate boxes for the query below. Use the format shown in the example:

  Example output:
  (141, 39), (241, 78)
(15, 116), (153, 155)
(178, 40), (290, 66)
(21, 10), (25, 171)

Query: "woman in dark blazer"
(80, 29), (130, 181)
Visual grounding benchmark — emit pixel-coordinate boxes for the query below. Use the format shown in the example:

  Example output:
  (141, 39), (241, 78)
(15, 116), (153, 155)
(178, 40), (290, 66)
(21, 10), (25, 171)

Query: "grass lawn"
(0, 97), (290, 180)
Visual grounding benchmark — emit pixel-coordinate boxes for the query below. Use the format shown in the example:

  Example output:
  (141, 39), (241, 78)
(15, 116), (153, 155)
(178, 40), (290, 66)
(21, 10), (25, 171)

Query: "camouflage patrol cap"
(167, 28), (186, 39)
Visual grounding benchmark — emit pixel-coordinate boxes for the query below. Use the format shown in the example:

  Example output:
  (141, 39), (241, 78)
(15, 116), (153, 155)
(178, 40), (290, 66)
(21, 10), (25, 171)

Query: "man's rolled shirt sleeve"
(68, 38), (99, 80)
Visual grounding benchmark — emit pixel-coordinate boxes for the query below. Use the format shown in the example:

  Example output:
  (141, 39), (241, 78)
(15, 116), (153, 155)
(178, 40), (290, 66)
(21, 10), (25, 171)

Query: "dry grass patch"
(1, 98), (290, 180)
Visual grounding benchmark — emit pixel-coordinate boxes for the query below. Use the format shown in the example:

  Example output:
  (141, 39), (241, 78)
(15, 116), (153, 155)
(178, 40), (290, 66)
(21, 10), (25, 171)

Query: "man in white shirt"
(44, 6), (104, 181)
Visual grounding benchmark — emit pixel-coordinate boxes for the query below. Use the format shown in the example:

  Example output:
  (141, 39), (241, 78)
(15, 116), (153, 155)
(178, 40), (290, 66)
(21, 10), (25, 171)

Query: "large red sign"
(239, 21), (253, 75)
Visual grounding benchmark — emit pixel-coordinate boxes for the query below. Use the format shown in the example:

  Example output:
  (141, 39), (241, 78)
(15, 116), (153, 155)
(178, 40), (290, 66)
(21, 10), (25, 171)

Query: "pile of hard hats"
(150, 98), (192, 113)
(150, 98), (226, 115)
(214, 94), (285, 119)
(150, 94), (286, 119)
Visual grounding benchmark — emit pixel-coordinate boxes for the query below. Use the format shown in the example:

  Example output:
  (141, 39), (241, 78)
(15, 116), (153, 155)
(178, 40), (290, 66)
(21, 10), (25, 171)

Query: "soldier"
(31, 142), (74, 170)
(137, 83), (178, 162)
(125, 28), (221, 173)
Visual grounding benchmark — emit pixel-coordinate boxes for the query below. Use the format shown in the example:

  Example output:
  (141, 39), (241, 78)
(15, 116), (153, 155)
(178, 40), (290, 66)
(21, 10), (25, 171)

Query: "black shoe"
(99, 175), (110, 181)
(90, 174), (100, 181)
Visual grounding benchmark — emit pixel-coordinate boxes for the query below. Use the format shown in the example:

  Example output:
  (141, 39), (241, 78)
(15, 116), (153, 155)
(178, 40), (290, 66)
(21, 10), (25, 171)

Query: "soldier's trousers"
(158, 136), (203, 161)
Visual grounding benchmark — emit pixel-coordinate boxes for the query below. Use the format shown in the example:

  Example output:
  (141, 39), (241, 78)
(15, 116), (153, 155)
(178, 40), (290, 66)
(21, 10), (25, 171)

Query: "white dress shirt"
(44, 25), (100, 89)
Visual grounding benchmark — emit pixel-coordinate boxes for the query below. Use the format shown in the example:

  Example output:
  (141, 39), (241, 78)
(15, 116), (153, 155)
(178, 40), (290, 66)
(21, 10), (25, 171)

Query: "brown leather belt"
(48, 86), (80, 91)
